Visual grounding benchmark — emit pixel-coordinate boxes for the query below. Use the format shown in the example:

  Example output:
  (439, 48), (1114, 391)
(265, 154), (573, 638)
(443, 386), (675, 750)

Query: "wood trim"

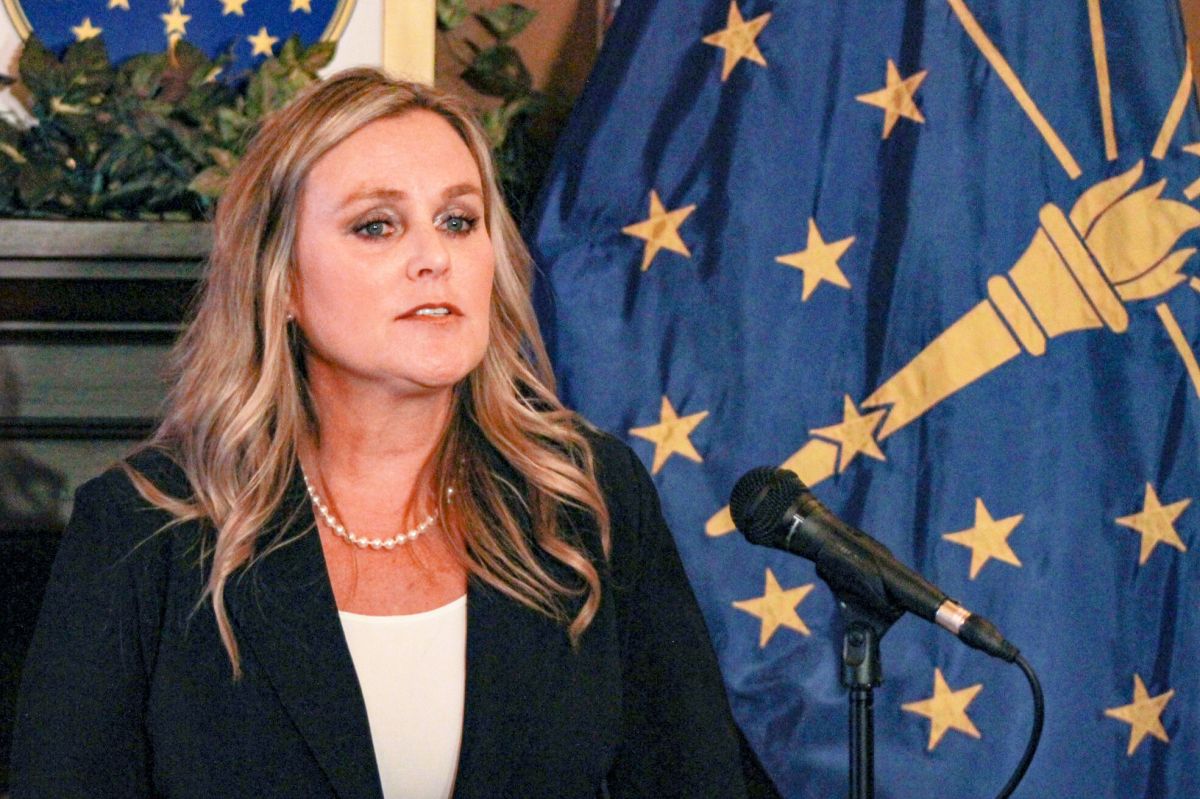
(0, 417), (155, 441)
(383, 0), (436, 84)
(0, 220), (210, 260)
(1183, 0), (1200, 94)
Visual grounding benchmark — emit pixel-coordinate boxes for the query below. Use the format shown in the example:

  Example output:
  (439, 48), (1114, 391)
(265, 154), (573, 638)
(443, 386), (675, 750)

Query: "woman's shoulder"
(579, 424), (648, 499)
(68, 446), (192, 544)
(575, 423), (660, 540)
(580, 424), (637, 473)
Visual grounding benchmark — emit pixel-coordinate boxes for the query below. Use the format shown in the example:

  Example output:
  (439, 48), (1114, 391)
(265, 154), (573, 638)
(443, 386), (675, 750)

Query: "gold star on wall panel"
(292, 0), (313, 12)
(732, 568), (815, 647)
(161, 7), (191, 36)
(809, 395), (887, 473)
(942, 498), (1023, 579)
(248, 26), (280, 57)
(901, 668), (983, 750)
(107, 0), (130, 10)
(629, 396), (709, 474)
(701, 2), (772, 82)
(222, 0), (250, 16)
(1104, 674), (1174, 755)
(71, 18), (102, 41)
(856, 59), (928, 139)
(621, 191), (696, 271)
(1115, 484), (1190, 565)
(775, 219), (855, 301)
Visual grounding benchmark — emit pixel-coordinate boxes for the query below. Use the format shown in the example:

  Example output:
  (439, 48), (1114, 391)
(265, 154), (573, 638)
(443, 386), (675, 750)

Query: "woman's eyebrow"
(442, 183), (484, 201)
(337, 187), (405, 208)
(336, 184), (482, 208)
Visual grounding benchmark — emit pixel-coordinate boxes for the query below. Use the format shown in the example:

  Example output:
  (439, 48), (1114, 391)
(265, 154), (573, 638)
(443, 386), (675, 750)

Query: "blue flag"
(529, 1), (1200, 796)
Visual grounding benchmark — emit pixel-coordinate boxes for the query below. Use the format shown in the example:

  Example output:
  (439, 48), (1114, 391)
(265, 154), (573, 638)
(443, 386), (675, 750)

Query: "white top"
(339, 596), (468, 799)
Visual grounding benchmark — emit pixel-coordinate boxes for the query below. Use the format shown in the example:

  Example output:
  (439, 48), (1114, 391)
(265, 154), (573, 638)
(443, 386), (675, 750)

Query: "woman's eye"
(355, 219), (393, 238)
(442, 214), (478, 236)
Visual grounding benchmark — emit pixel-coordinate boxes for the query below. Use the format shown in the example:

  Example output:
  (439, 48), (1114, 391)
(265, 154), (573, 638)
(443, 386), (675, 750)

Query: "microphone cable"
(993, 653), (1043, 799)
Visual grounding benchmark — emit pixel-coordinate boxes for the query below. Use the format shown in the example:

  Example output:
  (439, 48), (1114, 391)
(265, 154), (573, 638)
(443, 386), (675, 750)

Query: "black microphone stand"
(837, 598), (901, 799)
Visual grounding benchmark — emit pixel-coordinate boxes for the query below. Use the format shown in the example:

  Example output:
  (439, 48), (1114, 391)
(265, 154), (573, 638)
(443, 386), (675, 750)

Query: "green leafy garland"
(0, 3), (559, 222)
(0, 36), (333, 219)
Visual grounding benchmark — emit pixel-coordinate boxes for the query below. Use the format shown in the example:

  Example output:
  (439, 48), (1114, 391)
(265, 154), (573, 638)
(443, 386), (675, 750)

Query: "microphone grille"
(730, 467), (802, 545)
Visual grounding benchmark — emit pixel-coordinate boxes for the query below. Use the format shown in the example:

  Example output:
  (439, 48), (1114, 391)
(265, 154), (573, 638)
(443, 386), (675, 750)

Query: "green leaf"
(476, 4), (536, 41)
(17, 159), (64, 208)
(300, 41), (337, 72)
(189, 166), (230, 198)
(119, 53), (164, 98)
(96, 177), (155, 209)
(437, 0), (470, 30)
(18, 36), (67, 100)
(461, 45), (531, 99)
(479, 95), (532, 148)
(63, 37), (110, 78)
(170, 40), (211, 77)
(278, 35), (301, 66)
(205, 146), (238, 172)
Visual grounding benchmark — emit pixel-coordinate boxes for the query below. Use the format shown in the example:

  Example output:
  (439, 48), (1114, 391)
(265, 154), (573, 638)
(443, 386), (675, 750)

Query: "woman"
(10, 70), (757, 797)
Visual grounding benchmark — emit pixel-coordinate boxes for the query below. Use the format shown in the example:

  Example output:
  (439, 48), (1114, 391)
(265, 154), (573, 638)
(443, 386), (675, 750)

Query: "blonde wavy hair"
(127, 68), (610, 675)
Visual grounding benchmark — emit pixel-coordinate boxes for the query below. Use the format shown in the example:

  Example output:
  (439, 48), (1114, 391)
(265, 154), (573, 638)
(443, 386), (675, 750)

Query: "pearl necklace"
(300, 467), (451, 551)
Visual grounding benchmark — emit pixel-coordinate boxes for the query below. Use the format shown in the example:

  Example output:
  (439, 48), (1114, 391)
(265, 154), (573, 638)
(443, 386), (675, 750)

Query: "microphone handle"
(793, 499), (948, 619)
(796, 499), (1019, 662)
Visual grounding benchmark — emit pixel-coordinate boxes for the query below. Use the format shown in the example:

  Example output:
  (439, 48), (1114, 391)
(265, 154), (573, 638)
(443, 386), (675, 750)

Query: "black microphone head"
(730, 467), (804, 546)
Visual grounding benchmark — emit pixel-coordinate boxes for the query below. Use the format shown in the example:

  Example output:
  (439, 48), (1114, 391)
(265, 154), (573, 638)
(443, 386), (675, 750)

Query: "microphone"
(730, 467), (1018, 662)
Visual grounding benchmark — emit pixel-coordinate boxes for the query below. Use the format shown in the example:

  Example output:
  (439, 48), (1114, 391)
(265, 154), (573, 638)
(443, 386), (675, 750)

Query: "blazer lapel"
(453, 578), (573, 798)
(228, 472), (384, 799)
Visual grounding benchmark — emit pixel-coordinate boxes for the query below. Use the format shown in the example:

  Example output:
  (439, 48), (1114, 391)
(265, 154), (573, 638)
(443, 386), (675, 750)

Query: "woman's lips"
(398, 302), (462, 319)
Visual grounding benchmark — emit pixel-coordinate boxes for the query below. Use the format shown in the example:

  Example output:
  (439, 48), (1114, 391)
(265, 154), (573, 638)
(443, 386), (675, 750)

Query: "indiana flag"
(529, 1), (1200, 796)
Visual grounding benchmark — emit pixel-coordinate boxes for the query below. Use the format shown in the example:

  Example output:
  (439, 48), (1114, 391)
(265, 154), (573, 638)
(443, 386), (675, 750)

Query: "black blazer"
(11, 433), (754, 798)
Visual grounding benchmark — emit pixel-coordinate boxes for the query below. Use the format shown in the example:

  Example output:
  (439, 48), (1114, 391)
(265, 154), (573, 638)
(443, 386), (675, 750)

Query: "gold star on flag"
(160, 7), (191, 36)
(942, 498), (1023, 579)
(701, 2), (771, 82)
(732, 568), (814, 647)
(622, 190), (696, 271)
(809, 395), (886, 473)
(107, 0), (130, 10)
(1115, 484), (1190, 565)
(221, 0), (249, 16)
(248, 26), (280, 57)
(291, 0), (313, 11)
(902, 668), (983, 750)
(775, 219), (854, 301)
(71, 18), (102, 41)
(629, 396), (709, 474)
(1105, 674), (1174, 755)
(856, 59), (928, 139)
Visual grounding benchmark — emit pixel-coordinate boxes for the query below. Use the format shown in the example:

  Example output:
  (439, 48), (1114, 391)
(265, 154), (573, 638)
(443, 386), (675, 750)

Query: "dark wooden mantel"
(0, 219), (210, 792)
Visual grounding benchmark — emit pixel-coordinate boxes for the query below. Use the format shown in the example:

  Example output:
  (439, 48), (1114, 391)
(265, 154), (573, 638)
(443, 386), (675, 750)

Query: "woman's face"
(291, 110), (495, 402)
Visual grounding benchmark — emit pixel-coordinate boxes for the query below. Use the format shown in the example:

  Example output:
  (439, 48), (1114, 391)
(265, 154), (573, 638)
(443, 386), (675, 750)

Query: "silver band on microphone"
(935, 600), (971, 635)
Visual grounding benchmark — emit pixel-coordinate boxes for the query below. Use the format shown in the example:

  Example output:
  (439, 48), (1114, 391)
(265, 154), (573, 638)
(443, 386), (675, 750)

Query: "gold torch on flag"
(703, 161), (1200, 530)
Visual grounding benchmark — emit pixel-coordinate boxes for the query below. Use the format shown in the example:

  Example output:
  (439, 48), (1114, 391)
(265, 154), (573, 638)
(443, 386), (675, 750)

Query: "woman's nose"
(405, 223), (451, 280)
